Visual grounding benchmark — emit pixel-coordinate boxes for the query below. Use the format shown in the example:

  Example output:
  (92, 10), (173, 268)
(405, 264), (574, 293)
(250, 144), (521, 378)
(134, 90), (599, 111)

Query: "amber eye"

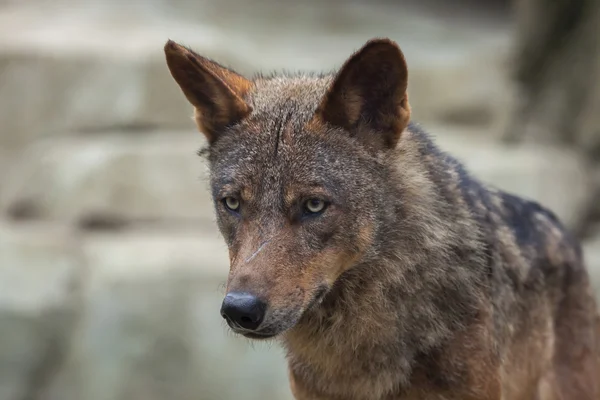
(305, 198), (326, 214)
(223, 197), (240, 212)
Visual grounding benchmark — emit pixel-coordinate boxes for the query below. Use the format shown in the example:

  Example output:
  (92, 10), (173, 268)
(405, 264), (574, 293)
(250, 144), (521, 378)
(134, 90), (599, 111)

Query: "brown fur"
(164, 38), (600, 399)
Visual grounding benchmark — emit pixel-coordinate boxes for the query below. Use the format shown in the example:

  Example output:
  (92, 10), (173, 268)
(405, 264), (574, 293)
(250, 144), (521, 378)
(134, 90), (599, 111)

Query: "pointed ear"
(316, 38), (411, 149)
(164, 40), (253, 143)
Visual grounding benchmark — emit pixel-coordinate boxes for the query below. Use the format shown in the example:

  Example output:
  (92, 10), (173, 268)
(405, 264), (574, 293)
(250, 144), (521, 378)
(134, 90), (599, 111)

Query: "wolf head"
(165, 38), (411, 339)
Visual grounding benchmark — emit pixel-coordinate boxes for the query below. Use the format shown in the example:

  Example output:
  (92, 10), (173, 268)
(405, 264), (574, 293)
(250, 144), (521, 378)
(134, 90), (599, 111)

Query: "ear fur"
(316, 38), (411, 149)
(164, 40), (252, 143)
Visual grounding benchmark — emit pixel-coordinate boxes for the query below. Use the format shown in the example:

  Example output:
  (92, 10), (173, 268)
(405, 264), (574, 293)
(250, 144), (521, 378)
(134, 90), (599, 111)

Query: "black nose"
(220, 292), (266, 331)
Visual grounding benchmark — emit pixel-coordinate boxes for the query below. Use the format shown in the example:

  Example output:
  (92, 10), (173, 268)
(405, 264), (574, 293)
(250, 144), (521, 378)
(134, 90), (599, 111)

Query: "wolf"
(164, 37), (600, 399)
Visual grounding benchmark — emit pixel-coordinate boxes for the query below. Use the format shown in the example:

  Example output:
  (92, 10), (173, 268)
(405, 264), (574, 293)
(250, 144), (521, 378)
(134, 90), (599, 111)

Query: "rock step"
(585, 234), (600, 291)
(0, 1), (512, 147)
(0, 131), (213, 224)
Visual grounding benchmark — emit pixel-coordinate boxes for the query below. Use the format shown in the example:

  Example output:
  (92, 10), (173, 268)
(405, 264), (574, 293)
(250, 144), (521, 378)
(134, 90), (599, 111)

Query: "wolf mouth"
(241, 331), (277, 340)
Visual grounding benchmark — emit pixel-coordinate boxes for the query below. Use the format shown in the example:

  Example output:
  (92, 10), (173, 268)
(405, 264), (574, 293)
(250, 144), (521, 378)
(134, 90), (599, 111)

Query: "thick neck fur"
(282, 124), (489, 399)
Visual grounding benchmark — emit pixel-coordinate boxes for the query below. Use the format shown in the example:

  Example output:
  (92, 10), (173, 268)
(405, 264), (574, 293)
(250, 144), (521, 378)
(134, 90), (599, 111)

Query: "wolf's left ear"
(316, 38), (410, 149)
(164, 40), (253, 143)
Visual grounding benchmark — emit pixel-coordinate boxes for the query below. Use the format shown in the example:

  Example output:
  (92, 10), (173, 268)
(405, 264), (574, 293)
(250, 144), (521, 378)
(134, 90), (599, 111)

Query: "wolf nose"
(220, 292), (266, 331)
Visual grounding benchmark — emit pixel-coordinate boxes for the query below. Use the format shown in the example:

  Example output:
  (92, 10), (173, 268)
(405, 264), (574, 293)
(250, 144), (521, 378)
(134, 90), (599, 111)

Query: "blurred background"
(0, 0), (599, 399)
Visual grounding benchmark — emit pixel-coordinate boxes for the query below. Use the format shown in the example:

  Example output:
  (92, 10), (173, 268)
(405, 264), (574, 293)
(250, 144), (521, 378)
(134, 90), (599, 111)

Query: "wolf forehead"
(206, 75), (334, 155)
(208, 125), (368, 202)
(207, 75), (372, 178)
(247, 75), (334, 119)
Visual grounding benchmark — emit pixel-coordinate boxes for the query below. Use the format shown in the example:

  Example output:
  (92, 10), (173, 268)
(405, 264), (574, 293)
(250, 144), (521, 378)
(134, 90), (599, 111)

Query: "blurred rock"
(0, 149), (15, 196)
(0, 50), (195, 148)
(46, 229), (292, 400)
(0, 0), (511, 147)
(0, 222), (81, 400)
(584, 231), (600, 300)
(0, 132), (213, 225)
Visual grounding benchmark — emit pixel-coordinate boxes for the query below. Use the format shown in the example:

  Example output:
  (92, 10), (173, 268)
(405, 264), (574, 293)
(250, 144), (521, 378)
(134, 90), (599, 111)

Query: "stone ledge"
(0, 221), (80, 312)
(0, 1), (511, 146)
(0, 221), (82, 400)
(82, 227), (229, 283)
(584, 233), (600, 299)
(0, 131), (212, 224)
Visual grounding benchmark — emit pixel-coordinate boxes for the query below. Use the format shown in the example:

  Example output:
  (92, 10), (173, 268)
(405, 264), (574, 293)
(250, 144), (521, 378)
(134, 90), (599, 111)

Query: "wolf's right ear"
(315, 38), (410, 150)
(164, 40), (253, 143)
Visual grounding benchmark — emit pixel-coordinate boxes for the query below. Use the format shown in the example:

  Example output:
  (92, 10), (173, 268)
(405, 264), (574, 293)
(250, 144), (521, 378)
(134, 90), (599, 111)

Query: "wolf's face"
(165, 38), (410, 338)
(207, 112), (381, 338)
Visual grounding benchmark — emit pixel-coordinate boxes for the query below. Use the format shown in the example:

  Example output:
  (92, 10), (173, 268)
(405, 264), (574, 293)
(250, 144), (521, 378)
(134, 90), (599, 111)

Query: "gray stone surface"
(0, 132), (212, 224)
(584, 231), (600, 299)
(0, 149), (15, 196)
(0, 1), (511, 147)
(0, 222), (81, 400)
(0, 47), (194, 147)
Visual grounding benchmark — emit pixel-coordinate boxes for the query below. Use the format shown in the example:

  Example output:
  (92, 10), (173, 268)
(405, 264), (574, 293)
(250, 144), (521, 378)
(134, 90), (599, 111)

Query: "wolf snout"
(220, 292), (267, 331)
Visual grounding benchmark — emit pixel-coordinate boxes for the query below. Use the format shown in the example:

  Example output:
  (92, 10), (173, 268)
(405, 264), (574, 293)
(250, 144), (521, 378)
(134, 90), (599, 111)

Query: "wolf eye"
(223, 197), (240, 212)
(305, 199), (326, 214)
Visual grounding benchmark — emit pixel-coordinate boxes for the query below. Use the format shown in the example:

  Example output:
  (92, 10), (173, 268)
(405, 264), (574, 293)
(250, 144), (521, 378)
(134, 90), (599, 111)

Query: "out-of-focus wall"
(0, 1), (598, 399)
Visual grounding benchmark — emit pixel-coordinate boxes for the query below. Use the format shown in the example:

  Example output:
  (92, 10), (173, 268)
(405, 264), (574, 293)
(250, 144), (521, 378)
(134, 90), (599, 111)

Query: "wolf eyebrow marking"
(245, 239), (271, 263)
